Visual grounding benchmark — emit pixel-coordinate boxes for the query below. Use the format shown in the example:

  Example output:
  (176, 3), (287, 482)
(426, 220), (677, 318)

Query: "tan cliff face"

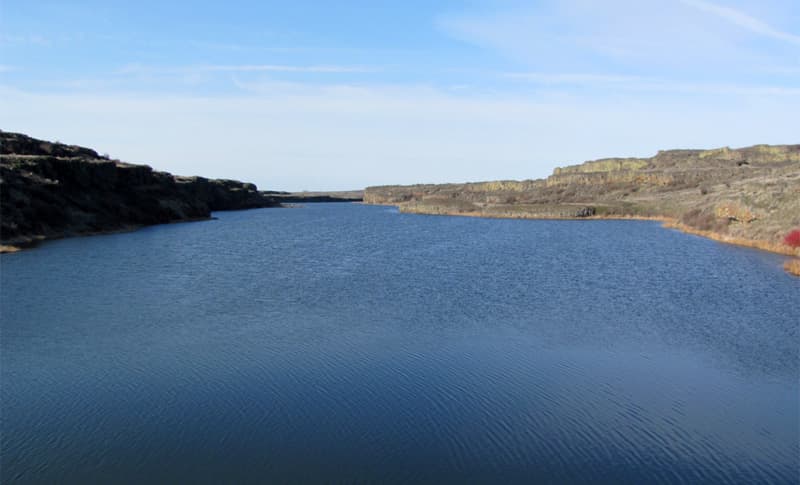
(364, 144), (800, 256)
(545, 171), (676, 187)
(552, 158), (649, 175)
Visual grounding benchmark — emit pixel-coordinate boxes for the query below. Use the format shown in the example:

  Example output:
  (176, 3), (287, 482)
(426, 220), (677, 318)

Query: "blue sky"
(1, 0), (798, 190)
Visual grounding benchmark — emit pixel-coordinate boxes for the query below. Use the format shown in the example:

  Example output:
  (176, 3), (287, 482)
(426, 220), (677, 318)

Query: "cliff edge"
(0, 131), (280, 251)
(364, 145), (800, 261)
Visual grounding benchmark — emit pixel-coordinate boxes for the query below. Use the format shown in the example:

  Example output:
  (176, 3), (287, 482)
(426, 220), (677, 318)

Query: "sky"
(1, 0), (798, 191)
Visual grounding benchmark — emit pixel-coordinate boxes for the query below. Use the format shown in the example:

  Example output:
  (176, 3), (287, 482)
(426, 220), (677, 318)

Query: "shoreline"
(0, 202), (361, 254)
(378, 203), (800, 275)
(0, 216), (216, 254)
(5, 202), (798, 277)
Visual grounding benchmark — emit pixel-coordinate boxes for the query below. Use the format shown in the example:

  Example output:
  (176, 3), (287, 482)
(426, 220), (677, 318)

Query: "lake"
(2, 203), (798, 483)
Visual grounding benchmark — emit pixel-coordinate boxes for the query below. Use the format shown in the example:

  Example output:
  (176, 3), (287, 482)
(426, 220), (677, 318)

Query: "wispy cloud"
(3, 80), (797, 191)
(440, 0), (798, 77)
(0, 34), (50, 47)
(502, 71), (800, 96)
(117, 64), (376, 75)
(680, 0), (800, 45)
(202, 64), (374, 73)
(503, 72), (648, 84)
(628, 80), (800, 96)
(2, 1), (797, 192)
(186, 41), (310, 53)
(766, 66), (800, 74)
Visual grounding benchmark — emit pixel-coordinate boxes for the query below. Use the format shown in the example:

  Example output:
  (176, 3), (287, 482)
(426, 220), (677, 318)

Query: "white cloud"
(680, 0), (800, 45)
(2, 82), (797, 192)
(439, 0), (798, 75)
(503, 72), (650, 84)
(0, 34), (50, 46)
(116, 64), (376, 75)
(503, 71), (800, 95)
(203, 64), (373, 73)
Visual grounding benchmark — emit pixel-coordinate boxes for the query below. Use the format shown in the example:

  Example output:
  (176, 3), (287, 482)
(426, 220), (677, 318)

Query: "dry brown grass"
(366, 144), (800, 268)
(398, 203), (800, 258)
(663, 221), (798, 255)
(679, 208), (729, 233)
(784, 259), (800, 276)
(399, 204), (668, 222)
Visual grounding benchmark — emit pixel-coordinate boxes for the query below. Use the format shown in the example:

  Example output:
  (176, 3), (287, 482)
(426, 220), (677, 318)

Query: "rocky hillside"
(1, 131), (280, 250)
(365, 144), (800, 254)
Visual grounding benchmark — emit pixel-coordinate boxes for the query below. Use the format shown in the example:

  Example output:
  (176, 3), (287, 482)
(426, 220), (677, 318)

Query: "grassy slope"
(364, 145), (800, 268)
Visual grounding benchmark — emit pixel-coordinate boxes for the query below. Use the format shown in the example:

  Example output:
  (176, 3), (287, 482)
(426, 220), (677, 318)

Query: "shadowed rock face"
(364, 144), (800, 246)
(0, 131), (280, 248)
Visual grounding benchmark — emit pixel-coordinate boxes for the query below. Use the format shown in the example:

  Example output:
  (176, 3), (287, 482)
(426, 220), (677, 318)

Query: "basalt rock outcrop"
(264, 190), (363, 203)
(1, 131), (280, 250)
(365, 144), (800, 253)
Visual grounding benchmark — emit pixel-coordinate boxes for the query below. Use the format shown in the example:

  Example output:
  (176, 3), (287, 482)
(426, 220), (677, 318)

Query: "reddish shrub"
(784, 229), (800, 248)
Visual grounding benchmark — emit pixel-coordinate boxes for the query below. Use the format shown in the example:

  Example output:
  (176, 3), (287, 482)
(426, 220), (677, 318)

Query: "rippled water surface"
(2, 203), (798, 483)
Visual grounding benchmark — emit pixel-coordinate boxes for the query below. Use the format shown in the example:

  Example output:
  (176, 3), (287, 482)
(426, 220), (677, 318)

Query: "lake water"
(2, 203), (798, 483)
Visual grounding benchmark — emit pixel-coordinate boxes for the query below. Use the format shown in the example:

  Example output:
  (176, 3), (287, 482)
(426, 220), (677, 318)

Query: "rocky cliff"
(0, 131), (280, 250)
(365, 144), (800, 257)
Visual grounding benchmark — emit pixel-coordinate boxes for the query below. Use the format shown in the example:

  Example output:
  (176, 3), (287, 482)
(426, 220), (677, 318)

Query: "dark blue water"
(2, 203), (798, 483)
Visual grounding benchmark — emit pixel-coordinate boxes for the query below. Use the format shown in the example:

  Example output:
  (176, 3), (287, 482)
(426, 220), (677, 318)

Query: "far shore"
(371, 202), (800, 275)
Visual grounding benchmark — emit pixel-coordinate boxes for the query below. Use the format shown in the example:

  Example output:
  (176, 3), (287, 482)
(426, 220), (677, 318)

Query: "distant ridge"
(364, 144), (800, 260)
